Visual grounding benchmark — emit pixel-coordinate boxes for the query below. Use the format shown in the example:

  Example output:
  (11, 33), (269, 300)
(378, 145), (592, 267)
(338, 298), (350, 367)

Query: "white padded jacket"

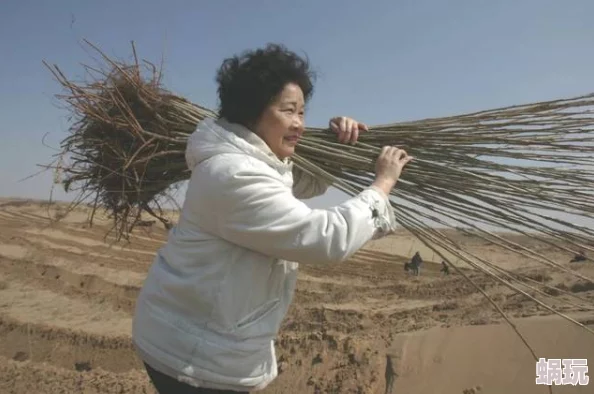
(132, 117), (397, 392)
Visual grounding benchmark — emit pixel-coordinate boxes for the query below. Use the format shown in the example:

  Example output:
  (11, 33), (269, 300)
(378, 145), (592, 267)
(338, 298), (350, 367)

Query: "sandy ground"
(0, 198), (593, 393)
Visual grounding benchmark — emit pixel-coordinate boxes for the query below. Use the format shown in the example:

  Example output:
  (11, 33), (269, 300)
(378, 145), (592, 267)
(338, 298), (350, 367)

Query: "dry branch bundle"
(43, 41), (594, 363)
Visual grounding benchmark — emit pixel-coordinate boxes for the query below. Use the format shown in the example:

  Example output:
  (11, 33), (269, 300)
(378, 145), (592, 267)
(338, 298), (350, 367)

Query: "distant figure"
(404, 251), (423, 276)
(440, 261), (450, 275)
(570, 251), (587, 263)
(384, 354), (397, 394)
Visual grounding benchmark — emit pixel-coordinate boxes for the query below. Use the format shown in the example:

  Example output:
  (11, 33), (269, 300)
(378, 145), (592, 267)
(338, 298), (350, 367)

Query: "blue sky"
(1, 0), (594, 210)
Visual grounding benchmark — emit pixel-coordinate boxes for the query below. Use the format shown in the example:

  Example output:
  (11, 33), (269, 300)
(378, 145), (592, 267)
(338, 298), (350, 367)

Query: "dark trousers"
(144, 362), (249, 394)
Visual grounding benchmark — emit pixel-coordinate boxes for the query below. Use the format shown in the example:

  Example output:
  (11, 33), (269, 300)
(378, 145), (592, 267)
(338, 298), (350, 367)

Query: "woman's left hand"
(329, 116), (369, 145)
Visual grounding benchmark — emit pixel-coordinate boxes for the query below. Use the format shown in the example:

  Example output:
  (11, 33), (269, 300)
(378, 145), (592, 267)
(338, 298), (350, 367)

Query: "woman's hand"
(372, 146), (413, 196)
(329, 116), (369, 144)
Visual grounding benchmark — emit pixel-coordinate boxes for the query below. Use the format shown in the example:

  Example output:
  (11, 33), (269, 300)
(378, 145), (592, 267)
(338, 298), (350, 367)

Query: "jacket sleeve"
(188, 155), (397, 264)
(291, 165), (331, 199)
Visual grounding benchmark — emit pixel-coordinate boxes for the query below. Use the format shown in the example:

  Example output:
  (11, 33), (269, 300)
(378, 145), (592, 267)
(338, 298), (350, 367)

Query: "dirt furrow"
(0, 316), (141, 373)
(23, 228), (159, 257)
(0, 257), (141, 314)
(0, 356), (153, 394)
(0, 209), (47, 222)
(0, 234), (152, 272)
(0, 278), (131, 337)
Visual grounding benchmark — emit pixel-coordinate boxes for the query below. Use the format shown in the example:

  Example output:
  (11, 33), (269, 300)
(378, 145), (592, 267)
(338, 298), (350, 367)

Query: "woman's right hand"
(371, 146), (413, 196)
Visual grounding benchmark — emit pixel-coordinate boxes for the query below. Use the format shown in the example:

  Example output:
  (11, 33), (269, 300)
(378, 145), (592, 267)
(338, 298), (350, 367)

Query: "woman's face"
(252, 83), (305, 160)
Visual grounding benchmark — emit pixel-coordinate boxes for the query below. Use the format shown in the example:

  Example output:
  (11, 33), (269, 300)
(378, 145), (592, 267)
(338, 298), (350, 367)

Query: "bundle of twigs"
(44, 42), (594, 372)
(44, 43), (218, 232)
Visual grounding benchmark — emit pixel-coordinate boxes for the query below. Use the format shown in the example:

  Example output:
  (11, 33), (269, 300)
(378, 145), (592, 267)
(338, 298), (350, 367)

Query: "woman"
(132, 43), (412, 394)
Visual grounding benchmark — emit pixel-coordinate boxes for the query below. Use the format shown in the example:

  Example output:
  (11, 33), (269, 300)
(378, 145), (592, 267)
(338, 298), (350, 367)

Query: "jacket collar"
(214, 118), (293, 173)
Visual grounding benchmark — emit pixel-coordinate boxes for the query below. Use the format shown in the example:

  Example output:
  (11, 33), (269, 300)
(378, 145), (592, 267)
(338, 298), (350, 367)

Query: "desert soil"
(0, 198), (593, 393)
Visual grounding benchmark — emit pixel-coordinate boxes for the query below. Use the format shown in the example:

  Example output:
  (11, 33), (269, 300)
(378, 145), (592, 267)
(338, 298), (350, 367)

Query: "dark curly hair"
(215, 43), (316, 127)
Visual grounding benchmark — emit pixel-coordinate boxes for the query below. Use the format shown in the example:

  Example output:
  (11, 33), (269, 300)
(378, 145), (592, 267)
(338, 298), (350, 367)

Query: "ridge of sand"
(25, 228), (157, 257)
(0, 247), (145, 287)
(0, 280), (131, 337)
(19, 237), (152, 265)
(0, 245), (28, 260)
(388, 313), (594, 393)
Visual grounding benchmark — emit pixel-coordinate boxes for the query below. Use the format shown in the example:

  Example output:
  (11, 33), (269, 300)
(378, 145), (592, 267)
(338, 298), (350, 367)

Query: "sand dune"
(0, 199), (592, 394)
